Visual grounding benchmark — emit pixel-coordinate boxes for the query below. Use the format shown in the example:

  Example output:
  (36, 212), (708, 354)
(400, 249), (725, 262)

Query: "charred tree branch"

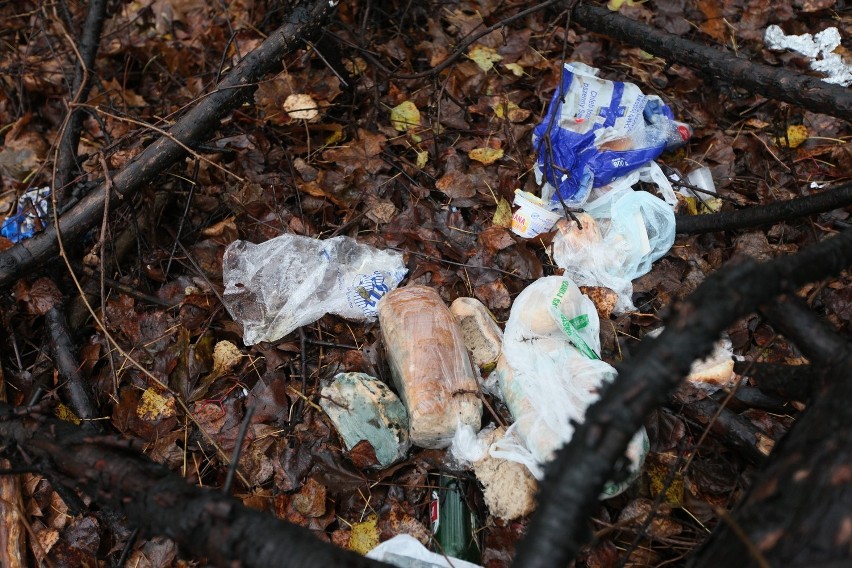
(0, 407), (389, 568)
(45, 305), (101, 430)
(689, 349), (852, 567)
(513, 227), (852, 568)
(759, 295), (849, 366)
(54, 0), (109, 203)
(676, 183), (852, 234)
(681, 398), (771, 466)
(571, 4), (852, 119)
(734, 361), (817, 401)
(0, 0), (335, 289)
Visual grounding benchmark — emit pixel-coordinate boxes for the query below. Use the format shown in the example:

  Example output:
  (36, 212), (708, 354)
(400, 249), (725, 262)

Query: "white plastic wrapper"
(222, 234), (407, 345)
(493, 277), (648, 497)
(552, 172), (675, 313)
(367, 535), (482, 568)
(765, 25), (852, 87)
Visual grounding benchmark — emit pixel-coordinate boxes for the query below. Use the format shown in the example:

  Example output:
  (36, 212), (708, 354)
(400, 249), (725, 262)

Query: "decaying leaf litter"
(0, 0), (850, 566)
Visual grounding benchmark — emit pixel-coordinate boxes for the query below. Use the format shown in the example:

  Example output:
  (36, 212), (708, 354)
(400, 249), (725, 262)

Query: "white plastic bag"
(222, 234), (407, 344)
(367, 535), (483, 568)
(493, 277), (648, 497)
(552, 178), (675, 313)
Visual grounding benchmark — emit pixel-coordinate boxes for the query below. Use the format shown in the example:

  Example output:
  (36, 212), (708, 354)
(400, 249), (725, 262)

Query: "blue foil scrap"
(1, 187), (51, 243)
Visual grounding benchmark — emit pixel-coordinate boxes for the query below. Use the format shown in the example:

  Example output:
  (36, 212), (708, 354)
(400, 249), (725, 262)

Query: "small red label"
(430, 491), (440, 533)
(677, 124), (691, 142)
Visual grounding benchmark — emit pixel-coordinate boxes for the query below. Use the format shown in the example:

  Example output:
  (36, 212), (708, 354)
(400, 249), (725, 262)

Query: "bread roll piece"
(449, 297), (503, 372)
(379, 286), (482, 448)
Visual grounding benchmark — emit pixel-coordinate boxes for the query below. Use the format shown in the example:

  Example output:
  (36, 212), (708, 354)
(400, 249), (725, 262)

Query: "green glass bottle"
(429, 474), (480, 563)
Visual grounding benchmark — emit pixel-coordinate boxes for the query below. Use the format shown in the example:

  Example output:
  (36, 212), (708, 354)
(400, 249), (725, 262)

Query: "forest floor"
(0, 0), (850, 566)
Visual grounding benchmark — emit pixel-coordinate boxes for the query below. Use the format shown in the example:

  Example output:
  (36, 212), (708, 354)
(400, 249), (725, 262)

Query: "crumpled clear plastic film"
(222, 234), (407, 345)
(552, 174), (676, 313)
(490, 276), (648, 497)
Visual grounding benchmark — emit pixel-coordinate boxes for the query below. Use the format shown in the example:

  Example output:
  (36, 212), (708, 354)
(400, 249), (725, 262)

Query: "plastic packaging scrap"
(532, 62), (692, 207)
(492, 276), (649, 497)
(222, 234), (407, 345)
(378, 286), (482, 449)
(552, 176), (676, 313)
(764, 25), (852, 87)
(510, 189), (562, 238)
(366, 534), (482, 568)
(647, 328), (737, 392)
(319, 372), (410, 468)
(0, 186), (50, 243)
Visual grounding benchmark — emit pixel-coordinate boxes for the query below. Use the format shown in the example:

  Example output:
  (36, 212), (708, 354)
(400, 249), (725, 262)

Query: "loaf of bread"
(378, 286), (482, 448)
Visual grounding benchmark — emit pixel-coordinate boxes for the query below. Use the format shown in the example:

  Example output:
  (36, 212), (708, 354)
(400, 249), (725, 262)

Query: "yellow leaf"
(390, 101), (421, 132)
(493, 198), (513, 228)
(492, 100), (530, 123)
(212, 340), (242, 374)
(55, 403), (81, 425)
(504, 62), (524, 77)
(776, 124), (808, 148)
(607, 0), (642, 10)
(469, 147), (504, 165)
(647, 461), (684, 506)
(416, 150), (429, 168)
(325, 124), (344, 145)
(137, 388), (176, 421)
(349, 515), (379, 555)
(469, 45), (502, 72)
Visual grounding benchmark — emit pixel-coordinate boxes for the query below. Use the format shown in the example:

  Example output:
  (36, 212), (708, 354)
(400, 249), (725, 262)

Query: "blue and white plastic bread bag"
(532, 62), (691, 206)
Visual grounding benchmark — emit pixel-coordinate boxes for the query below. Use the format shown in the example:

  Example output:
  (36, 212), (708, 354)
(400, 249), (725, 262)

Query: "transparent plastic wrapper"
(378, 286), (482, 449)
(493, 276), (648, 497)
(532, 62), (691, 206)
(222, 234), (407, 345)
(552, 179), (676, 313)
(1, 186), (50, 243)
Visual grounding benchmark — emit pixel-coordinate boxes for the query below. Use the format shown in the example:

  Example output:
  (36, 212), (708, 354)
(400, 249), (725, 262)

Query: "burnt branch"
(45, 305), (101, 430)
(689, 349), (852, 567)
(676, 182), (852, 234)
(0, 0), (336, 289)
(681, 398), (771, 466)
(54, 0), (109, 204)
(513, 227), (852, 568)
(571, 4), (852, 119)
(0, 406), (389, 568)
(759, 295), (849, 366)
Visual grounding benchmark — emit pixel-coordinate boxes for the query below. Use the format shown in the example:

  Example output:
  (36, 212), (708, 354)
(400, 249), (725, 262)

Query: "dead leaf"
(348, 439), (380, 469)
(469, 45), (502, 72)
(284, 93), (319, 121)
(492, 198), (513, 228)
(15, 277), (62, 315)
(348, 515), (379, 554)
(469, 147), (504, 165)
(390, 101), (421, 132)
(436, 171), (476, 199)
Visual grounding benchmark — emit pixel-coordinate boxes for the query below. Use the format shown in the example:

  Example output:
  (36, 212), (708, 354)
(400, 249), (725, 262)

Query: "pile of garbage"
(220, 63), (730, 567)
